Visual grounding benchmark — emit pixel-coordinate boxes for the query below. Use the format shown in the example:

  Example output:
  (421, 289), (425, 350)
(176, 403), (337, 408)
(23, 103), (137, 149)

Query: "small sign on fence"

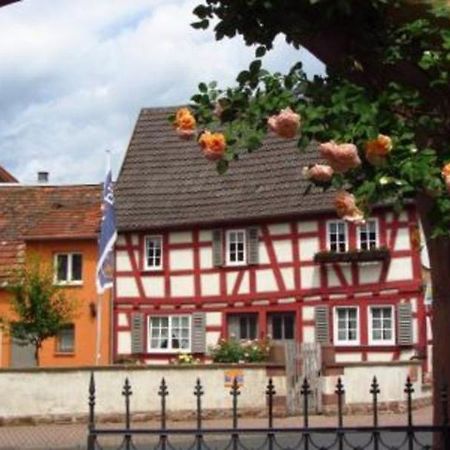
(224, 369), (244, 387)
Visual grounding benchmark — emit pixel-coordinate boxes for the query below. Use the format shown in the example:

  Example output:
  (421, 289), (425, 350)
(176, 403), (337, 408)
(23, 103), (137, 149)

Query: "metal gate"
(285, 342), (322, 415)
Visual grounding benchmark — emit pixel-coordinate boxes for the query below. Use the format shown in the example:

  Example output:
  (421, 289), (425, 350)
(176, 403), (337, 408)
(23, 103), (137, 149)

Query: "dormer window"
(145, 236), (162, 270)
(226, 230), (246, 266)
(327, 221), (348, 253)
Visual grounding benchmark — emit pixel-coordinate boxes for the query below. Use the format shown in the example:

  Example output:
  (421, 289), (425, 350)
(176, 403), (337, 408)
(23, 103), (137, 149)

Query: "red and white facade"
(113, 205), (430, 372)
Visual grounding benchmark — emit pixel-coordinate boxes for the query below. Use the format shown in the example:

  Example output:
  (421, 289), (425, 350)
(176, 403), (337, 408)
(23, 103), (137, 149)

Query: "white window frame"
(333, 307), (360, 346)
(54, 253), (83, 285)
(326, 220), (348, 253)
(357, 218), (379, 250)
(226, 229), (247, 266)
(368, 305), (395, 346)
(144, 235), (163, 271)
(147, 315), (192, 353)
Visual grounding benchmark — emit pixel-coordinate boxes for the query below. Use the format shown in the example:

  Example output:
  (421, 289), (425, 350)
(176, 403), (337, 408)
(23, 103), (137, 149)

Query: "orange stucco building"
(0, 182), (111, 367)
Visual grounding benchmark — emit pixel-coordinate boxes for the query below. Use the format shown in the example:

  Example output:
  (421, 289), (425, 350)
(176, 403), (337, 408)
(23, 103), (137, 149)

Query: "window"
(226, 230), (246, 265)
(358, 219), (378, 250)
(369, 306), (395, 345)
(55, 253), (82, 283)
(334, 307), (359, 345)
(148, 315), (191, 352)
(228, 314), (258, 340)
(327, 221), (348, 252)
(56, 324), (75, 353)
(269, 313), (295, 340)
(145, 236), (162, 270)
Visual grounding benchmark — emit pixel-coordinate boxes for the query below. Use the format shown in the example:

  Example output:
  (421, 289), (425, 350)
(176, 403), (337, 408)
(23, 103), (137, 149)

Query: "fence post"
(404, 377), (414, 450)
(122, 377), (133, 450)
(370, 377), (380, 450)
(87, 372), (96, 450)
(230, 377), (241, 450)
(300, 378), (311, 450)
(159, 378), (169, 450)
(194, 378), (204, 450)
(266, 378), (276, 450)
(335, 377), (344, 450)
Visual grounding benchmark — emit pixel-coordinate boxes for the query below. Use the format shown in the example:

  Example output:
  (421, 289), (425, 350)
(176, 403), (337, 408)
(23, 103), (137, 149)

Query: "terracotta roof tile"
(0, 166), (18, 183)
(116, 107), (335, 231)
(0, 185), (101, 281)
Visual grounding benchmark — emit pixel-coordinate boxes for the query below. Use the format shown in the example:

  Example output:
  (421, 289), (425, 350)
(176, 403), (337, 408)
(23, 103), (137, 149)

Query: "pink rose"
(303, 164), (334, 183)
(267, 107), (301, 139)
(319, 141), (361, 173)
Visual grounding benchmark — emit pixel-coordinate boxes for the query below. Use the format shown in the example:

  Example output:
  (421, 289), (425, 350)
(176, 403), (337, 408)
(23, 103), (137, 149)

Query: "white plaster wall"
(268, 223), (290, 235)
(359, 264), (382, 284)
(0, 367), (286, 418)
(117, 332), (132, 354)
(256, 269), (278, 292)
(118, 313), (128, 327)
(206, 312), (222, 327)
(327, 265), (351, 288)
(206, 331), (221, 350)
(169, 231), (192, 244)
(342, 364), (426, 403)
(258, 242), (270, 264)
(366, 352), (393, 362)
(201, 274), (220, 296)
(170, 249), (194, 270)
(199, 247), (213, 269)
(273, 240), (293, 263)
(302, 327), (315, 343)
(116, 251), (132, 271)
(299, 237), (319, 261)
(116, 235), (126, 246)
(238, 272), (249, 294)
(302, 306), (315, 321)
(116, 277), (139, 298)
(335, 353), (363, 363)
(142, 276), (165, 297)
(131, 234), (139, 245)
(387, 257), (413, 281)
(226, 272), (238, 295)
(298, 221), (318, 233)
(171, 275), (194, 297)
(199, 230), (212, 242)
(280, 268), (295, 290)
(300, 267), (321, 289)
(394, 228), (411, 251)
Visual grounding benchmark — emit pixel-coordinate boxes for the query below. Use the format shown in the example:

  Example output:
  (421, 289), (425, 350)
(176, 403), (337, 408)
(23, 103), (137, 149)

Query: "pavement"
(0, 405), (433, 450)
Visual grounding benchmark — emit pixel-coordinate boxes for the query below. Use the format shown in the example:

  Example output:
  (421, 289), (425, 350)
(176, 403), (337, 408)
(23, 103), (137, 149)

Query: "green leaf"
(217, 159), (229, 175)
(255, 46), (266, 58)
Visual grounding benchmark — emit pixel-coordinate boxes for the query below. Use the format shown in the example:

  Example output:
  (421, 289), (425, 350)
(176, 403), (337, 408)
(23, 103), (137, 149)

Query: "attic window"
(55, 253), (83, 284)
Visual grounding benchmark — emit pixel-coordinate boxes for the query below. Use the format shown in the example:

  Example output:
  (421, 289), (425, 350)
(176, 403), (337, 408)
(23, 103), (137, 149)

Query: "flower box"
(314, 247), (390, 264)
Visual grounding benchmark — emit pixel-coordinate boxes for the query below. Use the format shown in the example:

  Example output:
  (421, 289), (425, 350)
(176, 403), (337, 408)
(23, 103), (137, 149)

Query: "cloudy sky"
(0, 0), (324, 184)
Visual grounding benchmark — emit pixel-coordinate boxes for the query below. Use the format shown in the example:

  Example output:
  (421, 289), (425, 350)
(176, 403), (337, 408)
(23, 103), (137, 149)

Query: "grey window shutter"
(131, 312), (145, 354)
(397, 303), (413, 346)
(315, 306), (330, 344)
(246, 226), (259, 265)
(191, 312), (206, 353)
(212, 229), (223, 267)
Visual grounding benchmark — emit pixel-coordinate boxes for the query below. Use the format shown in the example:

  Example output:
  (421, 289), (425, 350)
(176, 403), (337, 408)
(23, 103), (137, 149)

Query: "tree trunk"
(34, 341), (41, 367)
(416, 194), (450, 447)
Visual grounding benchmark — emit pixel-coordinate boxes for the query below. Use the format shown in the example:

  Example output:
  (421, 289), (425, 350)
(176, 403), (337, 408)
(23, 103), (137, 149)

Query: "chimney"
(37, 171), (49, 183)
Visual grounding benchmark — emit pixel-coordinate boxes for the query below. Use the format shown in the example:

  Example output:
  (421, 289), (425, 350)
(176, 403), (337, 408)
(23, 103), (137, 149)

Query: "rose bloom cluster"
(442, 163), (450, 193)
(174, 106), (400, 225)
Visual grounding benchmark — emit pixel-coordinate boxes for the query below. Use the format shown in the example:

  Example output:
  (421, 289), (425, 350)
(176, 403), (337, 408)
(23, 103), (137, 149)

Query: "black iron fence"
(87, 374), (449, 450)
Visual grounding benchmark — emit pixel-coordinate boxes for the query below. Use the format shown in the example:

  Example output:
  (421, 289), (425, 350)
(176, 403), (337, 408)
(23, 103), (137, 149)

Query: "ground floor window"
(269, 313), (295, 340)
(56, 324), (75, 353)
(334, 307), (359, 345)
(369, 306), (395, 345)
(148, 315), (191, 352)
(228, 314), (258, 340)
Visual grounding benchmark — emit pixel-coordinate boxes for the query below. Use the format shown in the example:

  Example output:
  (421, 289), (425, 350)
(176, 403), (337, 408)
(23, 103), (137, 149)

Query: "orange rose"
(442, 163), (450, 193)
(302, 164), (334, 183)
(174, 107), (196, 140)
(319, 141), (361, 173)
(198, 131), (226, 161)
(365, 134), (393, 166)
(335, 191), (365, 225)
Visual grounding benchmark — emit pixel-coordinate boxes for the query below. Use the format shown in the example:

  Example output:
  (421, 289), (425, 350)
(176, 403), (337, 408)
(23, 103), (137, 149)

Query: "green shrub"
(209, 338), (270, 363)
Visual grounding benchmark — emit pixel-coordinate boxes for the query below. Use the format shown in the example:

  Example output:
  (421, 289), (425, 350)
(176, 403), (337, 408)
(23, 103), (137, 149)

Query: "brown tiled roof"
(0, 185), (101, 281)
(0, 166), (18, 183)
(116, 107), (335, 231)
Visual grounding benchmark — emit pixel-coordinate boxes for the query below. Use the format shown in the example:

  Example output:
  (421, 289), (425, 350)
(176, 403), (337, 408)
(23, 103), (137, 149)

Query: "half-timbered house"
(114, 107), (429, 376)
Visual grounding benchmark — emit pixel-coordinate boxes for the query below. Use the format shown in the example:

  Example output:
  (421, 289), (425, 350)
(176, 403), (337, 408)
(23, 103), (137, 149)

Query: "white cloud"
(0, 0), (324, 184)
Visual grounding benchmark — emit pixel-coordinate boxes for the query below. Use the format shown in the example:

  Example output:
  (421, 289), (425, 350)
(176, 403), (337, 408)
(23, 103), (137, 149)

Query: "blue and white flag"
(96, 164), (117, 294)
